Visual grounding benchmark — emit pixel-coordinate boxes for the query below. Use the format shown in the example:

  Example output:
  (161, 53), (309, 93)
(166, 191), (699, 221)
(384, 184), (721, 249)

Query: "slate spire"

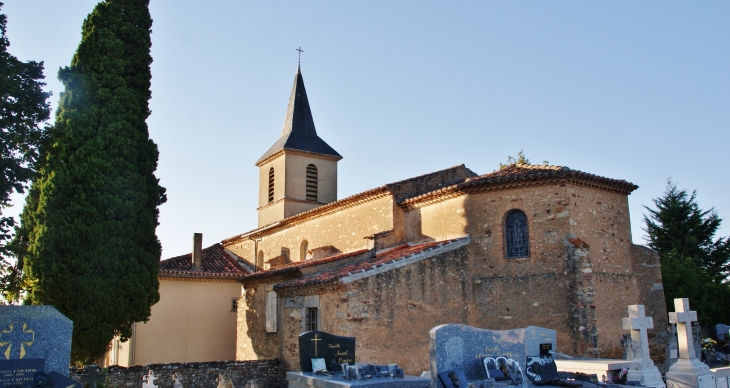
(257, 65), (342, 165)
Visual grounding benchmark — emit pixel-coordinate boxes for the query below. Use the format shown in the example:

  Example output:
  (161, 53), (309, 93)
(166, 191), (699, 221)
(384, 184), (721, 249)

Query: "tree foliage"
(499, 150), (549, 169)
(0, 2), (51, 301)
(644, 181), (730, 324)
(16, 0), (166, 363)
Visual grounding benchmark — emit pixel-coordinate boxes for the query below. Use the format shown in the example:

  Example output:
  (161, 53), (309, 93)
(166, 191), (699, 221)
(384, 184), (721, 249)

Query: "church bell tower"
(256, 65), (342, 227)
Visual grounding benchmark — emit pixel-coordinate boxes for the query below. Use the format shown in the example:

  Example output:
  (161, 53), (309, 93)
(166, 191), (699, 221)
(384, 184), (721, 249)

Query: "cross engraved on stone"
(311, 333), (321, 357)
(143, 371), (159, 388)
(80, 365), (105, 388)
(0, 321), (34, 359)
(668, 298), (699, 360)
(622, 305), (653, 365)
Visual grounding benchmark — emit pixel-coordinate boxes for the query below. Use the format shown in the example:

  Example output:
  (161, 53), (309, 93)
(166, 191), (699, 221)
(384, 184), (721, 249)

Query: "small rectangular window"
(305, 307), (318, 332)
(231, 298), (238, 312)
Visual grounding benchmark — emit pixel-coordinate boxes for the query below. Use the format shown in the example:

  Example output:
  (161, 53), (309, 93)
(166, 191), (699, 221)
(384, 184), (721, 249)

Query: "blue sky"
(3, 1), (729, 258)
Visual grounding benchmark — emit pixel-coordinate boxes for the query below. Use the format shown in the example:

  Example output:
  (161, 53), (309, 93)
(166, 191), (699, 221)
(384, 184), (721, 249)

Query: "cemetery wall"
(70, 360), (285, 388)
(133, 279), (241, 365)
(225, 195), (394, 267)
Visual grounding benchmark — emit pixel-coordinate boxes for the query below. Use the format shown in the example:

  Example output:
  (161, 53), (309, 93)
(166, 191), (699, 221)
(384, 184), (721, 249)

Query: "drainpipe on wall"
(192, 233), (203, 270)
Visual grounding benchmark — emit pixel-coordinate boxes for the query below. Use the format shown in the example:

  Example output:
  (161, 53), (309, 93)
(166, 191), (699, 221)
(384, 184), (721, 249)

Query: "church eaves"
(256, 65), (342, 165)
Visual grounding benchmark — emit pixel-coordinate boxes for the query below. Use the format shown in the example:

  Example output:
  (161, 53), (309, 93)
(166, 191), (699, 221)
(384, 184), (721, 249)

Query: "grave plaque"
(298, 331), (355, 372)
(0, 306), (72, 377)
(429, 324), (556, 388)
(0, 359), (44, 388)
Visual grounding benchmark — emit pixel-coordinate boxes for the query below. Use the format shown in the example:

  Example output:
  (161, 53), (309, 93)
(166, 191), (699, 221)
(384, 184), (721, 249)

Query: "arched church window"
(300, 240), (308, 261)
(504, 209), (529, 258)
(306, 164), (318, 201)
(268, 168), (275, 203)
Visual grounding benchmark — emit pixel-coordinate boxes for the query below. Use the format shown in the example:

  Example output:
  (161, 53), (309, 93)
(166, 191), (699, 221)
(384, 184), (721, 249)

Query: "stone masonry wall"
(70, 360), (285, 388)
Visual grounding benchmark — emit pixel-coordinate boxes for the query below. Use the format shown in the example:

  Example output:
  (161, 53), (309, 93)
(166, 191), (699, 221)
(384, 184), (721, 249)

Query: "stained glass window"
(505, 210), (529, 258)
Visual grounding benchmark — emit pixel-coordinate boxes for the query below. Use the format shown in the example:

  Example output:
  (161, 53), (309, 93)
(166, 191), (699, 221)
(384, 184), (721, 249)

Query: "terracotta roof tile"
(221, 165), (474, 245)
(159, 244), (250, 279)
(402, 163), (638, 208)
(274, 237), (470, 291)
(242, 249), (370, 283)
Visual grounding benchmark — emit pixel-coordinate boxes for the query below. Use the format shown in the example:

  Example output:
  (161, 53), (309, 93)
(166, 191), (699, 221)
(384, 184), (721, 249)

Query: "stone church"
(109, 65), (668, 374)
(221, 66), (669, 374)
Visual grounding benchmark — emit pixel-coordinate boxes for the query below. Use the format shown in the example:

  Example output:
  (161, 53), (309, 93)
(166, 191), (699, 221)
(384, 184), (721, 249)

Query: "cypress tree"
(18, 0), (166, 363)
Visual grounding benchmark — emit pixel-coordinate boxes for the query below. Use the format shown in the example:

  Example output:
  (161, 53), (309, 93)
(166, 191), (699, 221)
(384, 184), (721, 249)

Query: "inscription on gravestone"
(298, 331), (355, 372)
(0, 359), (44, 388)
(429, 324), (556, 388)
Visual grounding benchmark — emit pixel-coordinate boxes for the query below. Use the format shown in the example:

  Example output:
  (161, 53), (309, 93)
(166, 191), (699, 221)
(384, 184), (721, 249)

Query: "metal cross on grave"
(668, 298), (698, 360)
(622, 305), (654, 366)
(311, 333), (321, 357)
(81, 365), (106, 388)
(0, 322), (34, 359)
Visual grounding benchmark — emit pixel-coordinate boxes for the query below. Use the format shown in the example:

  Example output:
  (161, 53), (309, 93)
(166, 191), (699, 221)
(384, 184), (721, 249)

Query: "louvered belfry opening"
(268, 168), (275, 203)
(306, 164), (318, 201)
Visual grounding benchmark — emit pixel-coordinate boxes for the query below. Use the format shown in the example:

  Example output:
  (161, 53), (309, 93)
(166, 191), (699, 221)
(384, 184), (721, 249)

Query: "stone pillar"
(565, 237), (598, 357)
(665, 298), (715, 388)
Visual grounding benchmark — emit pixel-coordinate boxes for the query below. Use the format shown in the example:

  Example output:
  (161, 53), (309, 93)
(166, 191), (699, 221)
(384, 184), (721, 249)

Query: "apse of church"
(220, 66), (668, 375)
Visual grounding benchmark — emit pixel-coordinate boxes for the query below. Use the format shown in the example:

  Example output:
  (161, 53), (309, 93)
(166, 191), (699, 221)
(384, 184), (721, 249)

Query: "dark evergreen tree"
(644, 181), (730, 281)
(17, 0), (166, 362)
(0, 3), (51, 301)
(644, 181), (730, 324)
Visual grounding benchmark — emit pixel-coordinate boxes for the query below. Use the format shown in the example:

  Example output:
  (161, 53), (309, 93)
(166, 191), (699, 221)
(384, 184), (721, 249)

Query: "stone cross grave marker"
(142, 371), (158, 388)
(429, 324), (556, 388)
(298, 331), (355, 372)
(622, 304), (665, 388)
(80, 365), (105, 388)
(0, 305), (72, 379)
(666, 298), (715, 388)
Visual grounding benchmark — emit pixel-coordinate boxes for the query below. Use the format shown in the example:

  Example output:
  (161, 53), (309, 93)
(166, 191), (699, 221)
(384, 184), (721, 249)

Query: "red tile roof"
(221, 165), (475, 245)
(401, 163), (638, 209)
(158, 244), (250, 279)
(242, 249), (371, 284)
(274, 237), (470, 291)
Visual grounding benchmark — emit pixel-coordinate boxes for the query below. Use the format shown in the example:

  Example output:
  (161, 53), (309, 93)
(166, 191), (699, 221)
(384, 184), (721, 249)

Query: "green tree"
(499, 150), (549, 169)
(16, 0), (166, 363)
(0, 2), (51, 301)
(644, 181), (730, 281)
(644, 181), (730, 324)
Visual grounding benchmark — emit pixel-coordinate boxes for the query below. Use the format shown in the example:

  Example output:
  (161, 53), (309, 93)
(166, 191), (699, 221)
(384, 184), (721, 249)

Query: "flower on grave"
(702, 338), (717, 351)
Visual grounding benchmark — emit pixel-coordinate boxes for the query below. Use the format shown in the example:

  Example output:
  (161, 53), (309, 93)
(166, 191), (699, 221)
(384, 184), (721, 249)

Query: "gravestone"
(710, 324), (730, 342)
(298, 331), (355, 372)
(429, 324), (556, 388)
(665, 298), (715, 388)
(0, 305), (73, 384)
(142, 371), (158, 388)
(622, 304), (665, 388)
(80, 365), (105, 388)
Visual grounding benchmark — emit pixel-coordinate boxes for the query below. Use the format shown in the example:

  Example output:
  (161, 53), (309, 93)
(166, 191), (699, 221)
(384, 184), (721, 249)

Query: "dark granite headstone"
(0, 359), (44, 388)
(298, 331), (355, 372)
(710, 324), (730, 341)
(429, 324), (556, 388)
(0, 306), (72, 377)
(34, 372), (81, 388)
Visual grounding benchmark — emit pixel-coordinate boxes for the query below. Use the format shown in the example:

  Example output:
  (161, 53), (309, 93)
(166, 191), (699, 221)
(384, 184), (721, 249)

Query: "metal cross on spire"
(297, 47), (304, 64)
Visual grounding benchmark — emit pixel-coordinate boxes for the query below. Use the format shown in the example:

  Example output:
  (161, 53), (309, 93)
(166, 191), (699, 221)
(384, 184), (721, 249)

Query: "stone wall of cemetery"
(70, 360), (285, 388)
